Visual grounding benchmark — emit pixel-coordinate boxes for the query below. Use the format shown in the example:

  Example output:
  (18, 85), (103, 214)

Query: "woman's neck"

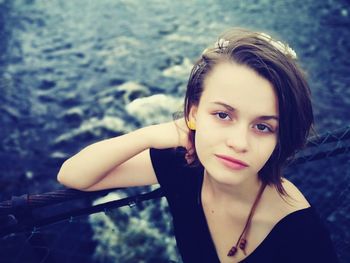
(202, 169), (264, 208)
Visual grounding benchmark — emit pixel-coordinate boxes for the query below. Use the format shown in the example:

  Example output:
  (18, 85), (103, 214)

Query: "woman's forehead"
(200, 62), (279, 117)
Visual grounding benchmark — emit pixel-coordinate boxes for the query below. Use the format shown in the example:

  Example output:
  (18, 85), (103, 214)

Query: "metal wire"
(0, 125), (349, 238)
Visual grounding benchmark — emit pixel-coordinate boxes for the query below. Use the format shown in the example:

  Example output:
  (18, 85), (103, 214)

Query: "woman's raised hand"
(174, 117), (193, 150)
(146, 117), (192, 150)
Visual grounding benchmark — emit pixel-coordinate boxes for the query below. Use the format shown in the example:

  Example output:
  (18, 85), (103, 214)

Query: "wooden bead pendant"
(227, 246), (238, 256)
(227, 239), (247, 257)
(226, 183), (266, 258)
(239, 238), (247, 255)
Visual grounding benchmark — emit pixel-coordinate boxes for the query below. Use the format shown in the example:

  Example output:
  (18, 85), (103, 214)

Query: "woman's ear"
(189, 105), (198, 121)
(187, 106), (198, 130)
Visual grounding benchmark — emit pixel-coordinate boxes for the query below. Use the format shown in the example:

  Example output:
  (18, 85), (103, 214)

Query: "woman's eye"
(255, 123), (273, 133)
(214, 112), (231, 120)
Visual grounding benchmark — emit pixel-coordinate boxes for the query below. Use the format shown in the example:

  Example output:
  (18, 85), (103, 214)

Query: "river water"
(0, 0), (349, 262)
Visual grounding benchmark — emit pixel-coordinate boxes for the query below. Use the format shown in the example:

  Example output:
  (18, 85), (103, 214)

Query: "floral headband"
(208, 32), (297, 59)
(257, 32), (297, 59)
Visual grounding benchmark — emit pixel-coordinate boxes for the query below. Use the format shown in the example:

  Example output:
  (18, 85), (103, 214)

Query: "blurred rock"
(126, 94), (183, 126)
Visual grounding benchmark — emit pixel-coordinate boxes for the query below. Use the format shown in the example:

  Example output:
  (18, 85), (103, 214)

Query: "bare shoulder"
(258, 178), (311, 226)
(261, 178), (311, 217)
(280, 178), (311, 210)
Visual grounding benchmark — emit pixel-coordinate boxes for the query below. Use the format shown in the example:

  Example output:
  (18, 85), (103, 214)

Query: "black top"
(149, 147), (339, 263)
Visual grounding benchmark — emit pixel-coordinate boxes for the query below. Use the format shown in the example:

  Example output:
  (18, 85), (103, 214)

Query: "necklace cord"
(228, 183), (267, 257)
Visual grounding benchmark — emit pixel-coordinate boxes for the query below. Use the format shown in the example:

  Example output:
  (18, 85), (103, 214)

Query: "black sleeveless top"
(149, 147), (339, 263)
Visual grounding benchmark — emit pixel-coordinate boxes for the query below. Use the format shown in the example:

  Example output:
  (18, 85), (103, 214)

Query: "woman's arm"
(57, 118), (190, 191)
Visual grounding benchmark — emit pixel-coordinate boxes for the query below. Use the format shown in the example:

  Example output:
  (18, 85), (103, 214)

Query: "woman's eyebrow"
(210, 101), (279, 121)
(211, 101), (236, 112)
(257, 115), (279, 121)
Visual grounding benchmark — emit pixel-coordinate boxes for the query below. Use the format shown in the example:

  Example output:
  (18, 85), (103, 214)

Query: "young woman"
(57, 28), (339, 263)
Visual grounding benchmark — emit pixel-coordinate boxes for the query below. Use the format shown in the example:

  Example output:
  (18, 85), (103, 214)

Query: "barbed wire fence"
(0, 126), (349, 263)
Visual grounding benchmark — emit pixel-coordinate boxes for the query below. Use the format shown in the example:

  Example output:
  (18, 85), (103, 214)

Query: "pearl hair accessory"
(214, 38), (230, 49)
(257, 32), (297, 59)
(206, 33), (297, 60)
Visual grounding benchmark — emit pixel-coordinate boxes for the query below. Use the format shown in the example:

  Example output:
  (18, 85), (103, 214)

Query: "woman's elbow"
(57, 161), (86, 190)
(57, 161), (67, 183)
(57, 171), (70, 188)
(57, 164), (71, 188)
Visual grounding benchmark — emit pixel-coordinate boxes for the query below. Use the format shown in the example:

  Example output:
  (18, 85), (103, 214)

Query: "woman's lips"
(215, 154), (249, 170)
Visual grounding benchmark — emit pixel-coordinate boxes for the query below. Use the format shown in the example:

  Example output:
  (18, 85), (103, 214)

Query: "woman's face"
(190, 61), (279, 186)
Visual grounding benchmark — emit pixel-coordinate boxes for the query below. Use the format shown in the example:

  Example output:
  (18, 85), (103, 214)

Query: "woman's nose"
(225, 124), (248, 153)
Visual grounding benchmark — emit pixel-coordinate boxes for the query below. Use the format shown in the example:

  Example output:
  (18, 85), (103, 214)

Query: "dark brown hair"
(183, 28), (314, 197)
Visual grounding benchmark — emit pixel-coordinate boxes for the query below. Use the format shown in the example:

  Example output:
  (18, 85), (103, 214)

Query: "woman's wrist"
(142, 120), (188, 149)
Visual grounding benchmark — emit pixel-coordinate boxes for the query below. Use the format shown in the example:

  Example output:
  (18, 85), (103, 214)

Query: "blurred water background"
(0, 0), (349, 262)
